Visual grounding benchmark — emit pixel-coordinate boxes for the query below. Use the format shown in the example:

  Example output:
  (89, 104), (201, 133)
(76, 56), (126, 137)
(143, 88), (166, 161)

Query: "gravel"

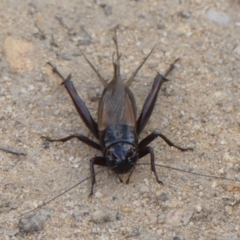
(1, 0), (240, 239)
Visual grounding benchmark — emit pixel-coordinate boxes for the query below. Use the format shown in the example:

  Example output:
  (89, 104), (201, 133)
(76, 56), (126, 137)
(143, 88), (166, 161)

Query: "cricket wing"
(98, 83), (137, 131)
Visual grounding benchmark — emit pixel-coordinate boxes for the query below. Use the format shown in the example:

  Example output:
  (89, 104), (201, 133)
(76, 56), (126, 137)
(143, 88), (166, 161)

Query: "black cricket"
(46, 31), (192, 195)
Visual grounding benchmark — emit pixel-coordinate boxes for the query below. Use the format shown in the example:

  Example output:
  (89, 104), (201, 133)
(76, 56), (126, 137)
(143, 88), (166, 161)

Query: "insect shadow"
(45, 29), (193, 196)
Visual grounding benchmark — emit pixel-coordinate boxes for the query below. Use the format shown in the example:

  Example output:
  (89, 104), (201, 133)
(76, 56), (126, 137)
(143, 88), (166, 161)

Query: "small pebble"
(150, 215), (158, 224)
(182, 210), (193, 225)
(28, 84), (35, 91)
(135, 230), (159, 240)
(198, 191), (203, 197)
(121, 207), (131, 214)
(19, 209), (51, 233)
(65, 201), (75, 208)
(88, 88), (101, 102)
(59, 213), (67, 220)
(68, 156), (74, 162)
(116, 212), (123, 220)
(100, 4), (112, 16)
(53, 110), (60, 116)
(173, 237), (182, 240)
(218, 168), (225, 174)
(95, 191), (103, 198)
(6, 229), (19, 237)
(181, 11), (191, 18)
(157, 23), (165, 29)
(159, 192), (168, 202)
(225, 205), (233, 215)
(73, 210), (89, 221)
(157, 213), (165, 220)
(58, 53), (71, 61)
(142, 48), (151, 55)
(234, 45), (240, 58)
(195, 204), (202, 213)
(4, 37), (34, 72)
(206, 10), (231, 25)
(179, 110), (185, 118)
(139, 185), (149, 194)
(166, 209), (184, 226)
(91, 210), (116, 223)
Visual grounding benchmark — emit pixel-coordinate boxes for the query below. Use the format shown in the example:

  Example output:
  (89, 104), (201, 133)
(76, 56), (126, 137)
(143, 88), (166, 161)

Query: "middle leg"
(138, 130), (194, 151)
(43, 134), (101, 151)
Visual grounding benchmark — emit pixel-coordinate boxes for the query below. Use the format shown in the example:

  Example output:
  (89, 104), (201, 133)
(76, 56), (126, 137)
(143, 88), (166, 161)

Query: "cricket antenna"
(17, 168), (108, 219)
(125, 46), (155, 87)
(81, 51), (108, 87)
(137, 163), (240, 183)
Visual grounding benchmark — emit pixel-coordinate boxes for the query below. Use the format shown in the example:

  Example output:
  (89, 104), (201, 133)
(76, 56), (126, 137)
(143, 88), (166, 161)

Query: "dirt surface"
(1, 0), (240, 239)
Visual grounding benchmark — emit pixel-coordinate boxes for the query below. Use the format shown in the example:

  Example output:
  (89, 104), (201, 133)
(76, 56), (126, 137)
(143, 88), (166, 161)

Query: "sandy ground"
(0, 0), (240, 239)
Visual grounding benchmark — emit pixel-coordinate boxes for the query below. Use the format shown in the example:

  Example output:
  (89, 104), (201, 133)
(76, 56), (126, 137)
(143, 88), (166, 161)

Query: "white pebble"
(206, 10), (231, 25)
(195, 204), (202, 212)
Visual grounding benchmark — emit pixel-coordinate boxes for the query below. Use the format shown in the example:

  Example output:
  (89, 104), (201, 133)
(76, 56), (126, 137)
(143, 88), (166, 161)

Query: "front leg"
(138, 146), (163, 184)
(90, 157), (107, 196)
(48, 63), (99, 139)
